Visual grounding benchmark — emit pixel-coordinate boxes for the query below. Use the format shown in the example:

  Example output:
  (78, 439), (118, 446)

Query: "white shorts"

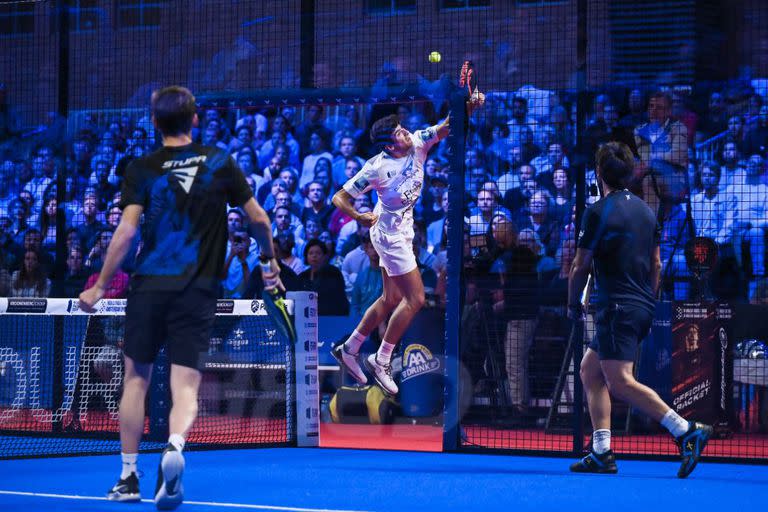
(370, 227), (417, 277)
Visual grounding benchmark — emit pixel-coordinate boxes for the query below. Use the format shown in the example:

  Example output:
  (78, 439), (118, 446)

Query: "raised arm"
(435, 116), (450, 141)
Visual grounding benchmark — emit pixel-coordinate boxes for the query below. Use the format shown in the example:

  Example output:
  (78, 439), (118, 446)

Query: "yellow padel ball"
(428, 51), (441, 63)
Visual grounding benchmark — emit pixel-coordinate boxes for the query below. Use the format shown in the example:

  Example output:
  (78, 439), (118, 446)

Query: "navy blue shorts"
(124, 287), (217, 369)
(588, 303), (653, 361)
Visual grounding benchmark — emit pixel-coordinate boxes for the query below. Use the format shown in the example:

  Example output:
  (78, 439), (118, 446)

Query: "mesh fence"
(0, 298), (295, 459)
(0, 0), (766, 461)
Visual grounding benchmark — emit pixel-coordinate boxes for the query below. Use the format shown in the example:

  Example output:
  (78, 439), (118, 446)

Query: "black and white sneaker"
(569, 450), (618, 474)
(331, 342), (368, 385)
(675, 422), (713, 478)
(107, 472), (141, 502)
(154, 444), (185, 510)
(365, 353), (398, 396)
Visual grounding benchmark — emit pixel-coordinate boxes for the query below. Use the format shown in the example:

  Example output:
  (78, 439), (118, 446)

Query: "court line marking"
(0, 490), (372, 512)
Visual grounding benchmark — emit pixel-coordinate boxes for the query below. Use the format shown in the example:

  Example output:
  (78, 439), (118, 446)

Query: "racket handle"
(260, 259), (279, 295)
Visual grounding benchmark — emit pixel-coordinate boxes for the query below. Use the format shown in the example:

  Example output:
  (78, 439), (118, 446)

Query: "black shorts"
(588, 303), (653, 361)
(124, 286), (217, 369)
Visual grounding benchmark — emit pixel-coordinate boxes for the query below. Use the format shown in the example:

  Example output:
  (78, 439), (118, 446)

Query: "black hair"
(596, 142), (634, 190)
(649, 90), (672, 108)
(370, 114), (400, 149)
(303, 238), (328, 262)
(151, 86), (196, 137)
(227, 208), (244, 219)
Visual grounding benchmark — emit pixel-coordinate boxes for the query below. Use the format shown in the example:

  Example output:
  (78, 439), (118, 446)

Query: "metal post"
(52, 0), (70, 434)
(443, 90), (467, 451)
(572, 0), (588, 455)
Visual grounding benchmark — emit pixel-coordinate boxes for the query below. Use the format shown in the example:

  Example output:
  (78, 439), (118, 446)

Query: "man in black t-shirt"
(567, 142), (711, 478)
(79, 86), (282, 508)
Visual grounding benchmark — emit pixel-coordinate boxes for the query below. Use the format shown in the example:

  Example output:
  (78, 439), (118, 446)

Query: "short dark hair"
(649, 90), (672, 108)
(304, 238), (328, 261)
(275, 233), (295, 249)
(227, 208), (244, 219)
(274, 205), (291, 216)
(596, 142), (634, 189)
(697, 161), (721, 189)
(151, 86), (196, 136)
(370, 114), (400, 149)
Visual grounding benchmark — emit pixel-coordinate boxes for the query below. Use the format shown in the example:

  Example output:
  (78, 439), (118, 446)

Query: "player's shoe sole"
(154, 445), (185, 510)
(676, 422), (713, 478)
(331, 343), (368, 385)
(570, 450), (618, 474)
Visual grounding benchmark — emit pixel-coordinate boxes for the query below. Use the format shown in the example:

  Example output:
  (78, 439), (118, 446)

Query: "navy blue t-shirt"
(119, 143), (253, 292)
(577, 189), (660, 314)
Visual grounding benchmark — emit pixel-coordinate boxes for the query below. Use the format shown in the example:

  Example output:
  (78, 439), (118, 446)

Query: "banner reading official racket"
(671, 301), (732, 432)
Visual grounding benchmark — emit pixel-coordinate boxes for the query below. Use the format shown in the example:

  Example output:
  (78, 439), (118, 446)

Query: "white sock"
(120, 452), (138, 479)
(168, 433), (185, 452)
(343, 330), (367, 355)
(376, 340), (396, 364)
(592, 429), (611, 454)
(661, 409), (690, 437)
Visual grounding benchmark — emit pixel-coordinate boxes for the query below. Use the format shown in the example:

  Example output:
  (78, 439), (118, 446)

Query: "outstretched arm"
(435, 116), (450, 141)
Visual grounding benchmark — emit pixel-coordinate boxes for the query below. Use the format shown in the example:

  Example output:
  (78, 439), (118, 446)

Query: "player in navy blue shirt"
(567, 142), (712, 478)
(79, 86), (282, 508)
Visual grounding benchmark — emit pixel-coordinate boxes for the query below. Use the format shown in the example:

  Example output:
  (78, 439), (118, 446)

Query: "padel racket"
(259, 261), (296, 344)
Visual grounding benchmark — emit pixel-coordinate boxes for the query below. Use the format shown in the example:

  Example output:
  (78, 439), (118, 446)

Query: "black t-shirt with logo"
(119, 143), (252, 293)
(577, 189), (660, 314)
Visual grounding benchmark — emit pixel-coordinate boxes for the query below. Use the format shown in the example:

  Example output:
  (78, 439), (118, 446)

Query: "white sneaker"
(331, 343), (368, 385)
(154, 444), (184, 510)
(365, 353), (398, 396)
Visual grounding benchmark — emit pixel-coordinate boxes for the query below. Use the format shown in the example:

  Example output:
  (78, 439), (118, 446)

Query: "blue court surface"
(0, 448), (766, 511)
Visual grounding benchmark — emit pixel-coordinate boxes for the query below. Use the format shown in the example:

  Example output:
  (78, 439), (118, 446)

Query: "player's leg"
(108, 293), (165, 502)
(333, 271), (402, 384)
(108, 355), (152, 501)
(357, 271), (403, 336)
(379, 268), (425, 346)
(119, 356), (153, 454)
(168, 364), (202, 440)
(600, 360), (669, 421)
(154, 288), (215, 510)
(599, 304), (712, 478)
(582, 349), (611, 431)
(570, 348), (617, 474)
(365, 267), (425, 395)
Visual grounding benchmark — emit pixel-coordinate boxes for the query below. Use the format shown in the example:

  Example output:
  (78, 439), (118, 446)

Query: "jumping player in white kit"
(331, 113), (449, 395)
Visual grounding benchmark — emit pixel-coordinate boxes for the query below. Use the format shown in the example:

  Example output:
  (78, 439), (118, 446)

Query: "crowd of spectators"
(455, 85), (768, 417)
(0, 99), (453, 315)
(1, 83), (767, 323)
(2, 80), (768, 422)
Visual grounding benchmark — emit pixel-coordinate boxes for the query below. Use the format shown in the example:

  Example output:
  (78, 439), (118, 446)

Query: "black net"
(0, 299), (294, 459)
(457, 0), (768, 460)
